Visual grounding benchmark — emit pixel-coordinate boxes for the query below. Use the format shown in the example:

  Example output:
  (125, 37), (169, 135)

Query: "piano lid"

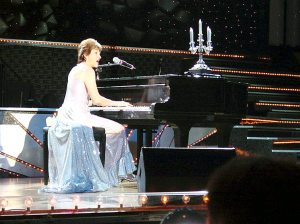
(97, 74), (180, 86)
(96, 74), (179, 105)
(154, 75), (248, 115)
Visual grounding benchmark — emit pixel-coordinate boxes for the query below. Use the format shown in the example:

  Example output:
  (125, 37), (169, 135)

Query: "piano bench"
(42, 126), (106, 185)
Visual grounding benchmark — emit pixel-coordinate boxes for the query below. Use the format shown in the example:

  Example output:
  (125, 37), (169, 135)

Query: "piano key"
(89, 106), (152, 112)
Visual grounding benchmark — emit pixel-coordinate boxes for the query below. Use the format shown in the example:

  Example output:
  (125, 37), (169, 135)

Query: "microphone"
(113, 57), (136, 70)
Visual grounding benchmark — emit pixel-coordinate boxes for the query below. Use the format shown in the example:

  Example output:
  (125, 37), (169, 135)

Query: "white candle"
(199, 19), (203, 36)
(207, 26), (211, 42)
(189, 27), (194, 43)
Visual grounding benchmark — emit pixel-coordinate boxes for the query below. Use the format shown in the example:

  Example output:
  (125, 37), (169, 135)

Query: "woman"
(41, 38), (136, 193)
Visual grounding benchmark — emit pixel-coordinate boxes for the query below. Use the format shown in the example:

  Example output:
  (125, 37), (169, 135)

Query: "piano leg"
(216, 124), (234, 147)
(173, 126), (190, 147)
(145, 129), (152, 147)
(136, 128), (153, 163)
(137, 128), (143, 161)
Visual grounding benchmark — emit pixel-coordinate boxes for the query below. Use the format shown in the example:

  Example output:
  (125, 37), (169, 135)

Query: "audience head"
(160, 207), (205, 224)
(206, 155), (300, 224)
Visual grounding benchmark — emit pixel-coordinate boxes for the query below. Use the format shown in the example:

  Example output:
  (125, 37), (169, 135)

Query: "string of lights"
(256, 102), (300, 108)
(188, 129), (218, 148)
(0, 167), (26, 177)
(0, 192), (208, 216)
(241, 118), (300, 125)
(248, 86), (300, 93)
(0, 151), (43, 173)
(212, 68), (300, 78)
(0, 38), (266, 59)
(8, 113), (44, 148)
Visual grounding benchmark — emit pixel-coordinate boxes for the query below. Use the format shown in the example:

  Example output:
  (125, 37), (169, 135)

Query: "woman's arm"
(84, 69), (132, 107)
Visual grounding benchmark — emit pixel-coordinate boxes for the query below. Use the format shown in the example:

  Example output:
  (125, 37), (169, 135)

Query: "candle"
(207, 26), (211, 42)
(199, 19), (202, 36)
(189, 27), (194, 43)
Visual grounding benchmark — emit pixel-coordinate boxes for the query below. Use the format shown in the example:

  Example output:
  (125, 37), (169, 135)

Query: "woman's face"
(85, 48), (101, 68)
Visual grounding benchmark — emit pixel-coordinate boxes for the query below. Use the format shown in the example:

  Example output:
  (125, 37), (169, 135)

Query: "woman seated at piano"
(41, 38), (136, 193)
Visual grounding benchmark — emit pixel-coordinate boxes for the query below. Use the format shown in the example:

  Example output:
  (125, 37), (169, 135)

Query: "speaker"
(137, 147), (236, 192)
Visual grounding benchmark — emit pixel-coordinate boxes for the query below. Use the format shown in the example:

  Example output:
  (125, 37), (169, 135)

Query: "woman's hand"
(115, 101), (133, 107)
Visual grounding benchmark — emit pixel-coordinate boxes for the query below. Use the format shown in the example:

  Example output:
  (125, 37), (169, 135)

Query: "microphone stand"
(95, 63), (119, 80)
(95, 62), (135, 80)
(98, 62), (119, 68)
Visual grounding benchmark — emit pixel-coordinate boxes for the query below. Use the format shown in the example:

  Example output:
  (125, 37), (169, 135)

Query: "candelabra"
(188, 19), (213, 74)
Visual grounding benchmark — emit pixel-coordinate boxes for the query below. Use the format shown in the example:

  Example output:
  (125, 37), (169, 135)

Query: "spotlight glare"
(24, 196), (33, 211)
(72, 195), (80, 209)
(139, 194), (148, 206)
(161, 195), (169, 205)
(182, 195), (190, 204)
(119, 194), (125, 208)
(0, 198), (8, 211)
(49, 196), (57, 210)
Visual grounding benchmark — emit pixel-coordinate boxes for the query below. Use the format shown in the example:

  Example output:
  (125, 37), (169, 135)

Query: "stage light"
(0, 198), (8, 212)
(97, 196), (103, 209)
(182, 195), (190, 205)
(138, 194), (148, 206)
(161, 195), (169, 206)
(202, 194), (209, 204)
(119, 194), (125, 208)
(72, 195), (80, 210)
(24, 196), (33, 211)
(49, 196), (57, 210)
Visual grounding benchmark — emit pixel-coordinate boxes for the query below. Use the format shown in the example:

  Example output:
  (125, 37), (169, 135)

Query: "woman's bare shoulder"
(71, 64), (94, 80)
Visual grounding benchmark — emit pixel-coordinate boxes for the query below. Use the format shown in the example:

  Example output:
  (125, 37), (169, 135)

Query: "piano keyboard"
(89, 106), (152, 112)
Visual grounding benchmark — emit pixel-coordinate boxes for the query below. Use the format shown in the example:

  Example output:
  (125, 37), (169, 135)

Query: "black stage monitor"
(137, 147), (236, 192)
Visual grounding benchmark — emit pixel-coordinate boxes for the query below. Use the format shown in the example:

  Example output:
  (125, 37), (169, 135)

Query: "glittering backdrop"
(0, 0), (269, 53)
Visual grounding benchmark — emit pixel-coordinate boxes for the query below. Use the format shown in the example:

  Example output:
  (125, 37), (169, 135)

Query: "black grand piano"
(92, 74), (248, 155)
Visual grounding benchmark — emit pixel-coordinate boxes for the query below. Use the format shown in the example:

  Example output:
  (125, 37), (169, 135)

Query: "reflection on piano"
(93, 74), (248, 153)
(96, 74), (176, 105)
(154, 76), (248, 147)
(90, 105), (159, 160)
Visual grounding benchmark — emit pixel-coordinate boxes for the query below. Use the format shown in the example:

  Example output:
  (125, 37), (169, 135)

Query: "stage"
(0, 178), (208, 223)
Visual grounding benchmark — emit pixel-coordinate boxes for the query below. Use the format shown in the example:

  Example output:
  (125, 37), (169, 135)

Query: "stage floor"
(0, 177), (139, 211)
(0, 178), (208, 223)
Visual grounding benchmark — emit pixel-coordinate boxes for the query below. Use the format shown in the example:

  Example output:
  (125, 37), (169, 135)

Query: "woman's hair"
(77, 38), (102, 63)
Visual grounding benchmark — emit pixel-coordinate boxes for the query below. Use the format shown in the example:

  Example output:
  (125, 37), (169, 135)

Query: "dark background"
(0, 0), (300, 108)
(0, 0), (273, 53)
